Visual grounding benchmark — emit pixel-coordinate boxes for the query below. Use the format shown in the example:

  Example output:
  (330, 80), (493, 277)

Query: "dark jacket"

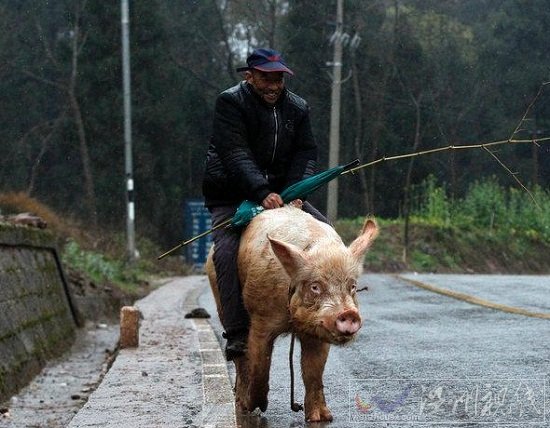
(202, 81), (318, 207)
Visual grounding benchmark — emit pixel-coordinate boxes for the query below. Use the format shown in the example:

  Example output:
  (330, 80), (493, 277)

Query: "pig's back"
(242, 205), (338, 250)
(238, 205), (342, 282)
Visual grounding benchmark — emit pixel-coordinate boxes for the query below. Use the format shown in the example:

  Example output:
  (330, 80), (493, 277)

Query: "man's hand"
(261, 192), (284, 209)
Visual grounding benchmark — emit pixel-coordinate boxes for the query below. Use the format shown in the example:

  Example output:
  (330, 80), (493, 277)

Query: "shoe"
(223, 331), (248, 361)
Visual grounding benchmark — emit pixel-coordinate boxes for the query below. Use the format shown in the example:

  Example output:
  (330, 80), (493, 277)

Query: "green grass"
(61, 177), (550, 284)
(60, 234), (191, 295)
(61, 239), (145, 293)
(336, 177), (550, 274)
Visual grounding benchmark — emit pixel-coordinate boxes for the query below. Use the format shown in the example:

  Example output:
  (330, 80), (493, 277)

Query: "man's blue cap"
(236, 48), (294, 75)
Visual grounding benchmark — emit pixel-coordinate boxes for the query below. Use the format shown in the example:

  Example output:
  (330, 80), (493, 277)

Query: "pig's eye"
(310, 283), (321, 294)
(351, 283), (357, 294)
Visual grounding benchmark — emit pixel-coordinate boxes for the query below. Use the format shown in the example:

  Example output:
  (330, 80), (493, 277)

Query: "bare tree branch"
(171, 53), (220, 92)
(34, 19), (59, 68)
(21, 69), (66, 90)
(212, 0), (237, 81)
(27, 111), (67, 195)
(483, 147), (540, 209)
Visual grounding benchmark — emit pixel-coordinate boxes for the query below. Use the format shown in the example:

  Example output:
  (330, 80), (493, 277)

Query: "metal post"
(121, 0), (136, 261)
(327, 0), (344, 221)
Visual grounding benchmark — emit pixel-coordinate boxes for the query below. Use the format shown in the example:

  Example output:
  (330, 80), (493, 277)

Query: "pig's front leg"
(245, 325), (274, 412)
(299, 335), (333, 422)
(233, 356), (249, 412)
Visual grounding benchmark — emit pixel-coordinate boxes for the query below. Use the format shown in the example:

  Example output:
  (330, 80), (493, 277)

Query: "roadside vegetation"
(60, 236), (187, 296)
(336, 177), (550, 274)
(1, 179), (548, 305)
(0, 192), (189, 300)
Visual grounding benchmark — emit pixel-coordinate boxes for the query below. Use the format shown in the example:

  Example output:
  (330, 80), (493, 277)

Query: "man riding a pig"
(202, 48), (329, 360)
(202, 48), (379, 421)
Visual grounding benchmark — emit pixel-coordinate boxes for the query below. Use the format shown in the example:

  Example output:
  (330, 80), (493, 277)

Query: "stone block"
(120, 306), (140, 348)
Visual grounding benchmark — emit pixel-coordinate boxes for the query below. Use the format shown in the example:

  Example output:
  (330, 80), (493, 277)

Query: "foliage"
(410, 175), (451, 226)
(0, 190), (189, 296)
(61, 234), (191, 294)
(62, 239), (127, 286)
(337, 175), (550, 273)
(0, 0), (549, 249)
(411, 176), (550, 242)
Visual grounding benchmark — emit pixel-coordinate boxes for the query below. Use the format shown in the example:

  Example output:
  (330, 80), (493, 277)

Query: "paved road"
(200, 274), (550, 427)
(31, 273), (548, 428)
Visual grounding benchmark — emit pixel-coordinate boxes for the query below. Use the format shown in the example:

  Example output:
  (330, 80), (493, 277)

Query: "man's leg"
(209, 205), (250, 360)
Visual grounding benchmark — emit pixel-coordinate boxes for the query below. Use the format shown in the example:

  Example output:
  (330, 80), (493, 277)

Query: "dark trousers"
(208, 202), (329, 335)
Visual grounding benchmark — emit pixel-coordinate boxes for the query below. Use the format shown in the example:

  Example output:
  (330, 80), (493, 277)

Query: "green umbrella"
(231, 159), (359, 227)
(158, 159), (359, 259)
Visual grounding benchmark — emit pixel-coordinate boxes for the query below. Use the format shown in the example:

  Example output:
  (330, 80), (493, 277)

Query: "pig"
(206, 205), (378, 422)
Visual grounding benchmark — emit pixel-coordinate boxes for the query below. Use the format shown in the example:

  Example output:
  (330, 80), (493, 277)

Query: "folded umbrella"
(231, 159), (359, 228)
(158, 159), (359, 259)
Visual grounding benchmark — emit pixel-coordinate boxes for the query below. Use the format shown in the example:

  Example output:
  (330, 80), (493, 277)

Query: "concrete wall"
(0, 223), (77, 402)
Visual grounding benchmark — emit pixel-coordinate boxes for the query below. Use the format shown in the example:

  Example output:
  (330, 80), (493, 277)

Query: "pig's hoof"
(246, 394), (268, 413)
(306, 407), (333, 422)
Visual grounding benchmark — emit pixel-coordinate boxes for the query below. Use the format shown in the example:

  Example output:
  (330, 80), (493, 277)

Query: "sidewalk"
(67, 276), (236, 428)
(0, 323), (119, 428)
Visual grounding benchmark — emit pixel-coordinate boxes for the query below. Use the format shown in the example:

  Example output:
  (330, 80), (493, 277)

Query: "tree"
(1, 0), (98, 225)
(1, 0), (548, 247)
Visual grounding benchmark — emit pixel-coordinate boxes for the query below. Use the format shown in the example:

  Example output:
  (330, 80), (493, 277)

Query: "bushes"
(412, 175), (452, 226)
(336, 176), (550, 273)
(62, 239), (142, 293)
(412, 176), (550, 242)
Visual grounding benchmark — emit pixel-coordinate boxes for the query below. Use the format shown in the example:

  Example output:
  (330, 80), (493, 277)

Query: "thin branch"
(343, 136), (550, 175)
(77, 0), (89, 56)
(77, 31), (88, 56)
(508, 82), (548, 141)
(21, 69), (66, 90)
(482, 147), (540, 208)
(171, 53), (221, 91)
(352, 77), (550, 169)
(27, 111), (67, 195)
(212, 0), (237, 81)
(35, 20), (59, 68)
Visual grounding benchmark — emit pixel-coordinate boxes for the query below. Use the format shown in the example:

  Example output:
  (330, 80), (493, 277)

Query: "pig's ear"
(348, 218), (379, 261)
(268, 235), (307, 277)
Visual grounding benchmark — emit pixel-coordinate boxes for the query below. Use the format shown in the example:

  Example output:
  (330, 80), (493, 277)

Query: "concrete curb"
(395, 274), (550, 320)
(67, 276), (236, 427)
(182, 279), (236, 428)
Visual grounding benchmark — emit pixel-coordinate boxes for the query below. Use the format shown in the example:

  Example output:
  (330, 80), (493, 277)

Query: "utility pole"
(327, 0), (344, 221)
(121, 0), (136, 261)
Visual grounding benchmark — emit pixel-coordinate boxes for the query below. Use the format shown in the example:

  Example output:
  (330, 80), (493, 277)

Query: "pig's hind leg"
(299, 335), (333, 422)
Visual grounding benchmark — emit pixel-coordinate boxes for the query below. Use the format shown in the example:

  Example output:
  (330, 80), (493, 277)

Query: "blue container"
(183, 199), (213, 270)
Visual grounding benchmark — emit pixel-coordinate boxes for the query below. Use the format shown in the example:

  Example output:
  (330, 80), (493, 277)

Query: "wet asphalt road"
(200, 274), (550, 428)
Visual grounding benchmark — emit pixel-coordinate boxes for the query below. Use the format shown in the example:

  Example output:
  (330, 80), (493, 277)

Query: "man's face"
(246, 70), (285, 105)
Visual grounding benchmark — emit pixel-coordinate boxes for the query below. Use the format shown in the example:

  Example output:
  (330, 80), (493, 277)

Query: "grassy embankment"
(0, 192), (188, 301)
(336, 177), (550, 274)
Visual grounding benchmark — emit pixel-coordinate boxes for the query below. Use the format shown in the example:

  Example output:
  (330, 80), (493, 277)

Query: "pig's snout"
(335, 309), (361, 335)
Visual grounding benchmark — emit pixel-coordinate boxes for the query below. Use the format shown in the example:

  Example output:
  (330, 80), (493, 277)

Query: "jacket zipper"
(271, 106), (279, 165)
